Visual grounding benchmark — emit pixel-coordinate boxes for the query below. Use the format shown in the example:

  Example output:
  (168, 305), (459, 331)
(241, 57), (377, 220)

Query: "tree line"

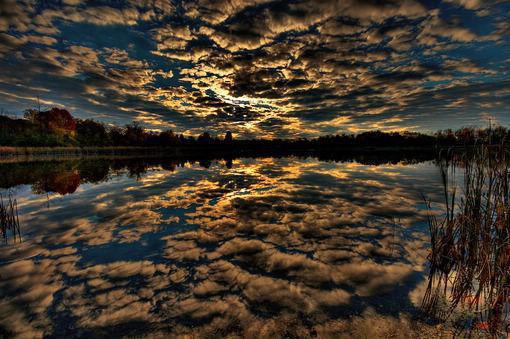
(0, 107), (508, 148)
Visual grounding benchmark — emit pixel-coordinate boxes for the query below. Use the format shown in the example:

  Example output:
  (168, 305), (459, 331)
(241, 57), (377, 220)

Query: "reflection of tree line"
(0, 157), (230, 194)
(0, 151), (435, 194)
(423, 146), (510, 336)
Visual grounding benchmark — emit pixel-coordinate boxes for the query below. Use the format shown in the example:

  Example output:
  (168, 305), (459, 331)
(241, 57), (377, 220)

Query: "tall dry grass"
(0, 146), (159, 156)
(0, 193), (21, 243)
(423, 146), (510, 336)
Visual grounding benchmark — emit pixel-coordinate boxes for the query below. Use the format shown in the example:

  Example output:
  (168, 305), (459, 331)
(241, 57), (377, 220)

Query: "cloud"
(0, 0), (508, 136)
(418, 14), (478, 44)
(445, 0), (483, 9)
(0, 0), (33, 32)
(184, 0), (273, 25)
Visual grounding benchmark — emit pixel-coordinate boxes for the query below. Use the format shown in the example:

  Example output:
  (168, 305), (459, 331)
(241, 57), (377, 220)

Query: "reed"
(0, 193), (21, 243)
(423, 145), (510, 336)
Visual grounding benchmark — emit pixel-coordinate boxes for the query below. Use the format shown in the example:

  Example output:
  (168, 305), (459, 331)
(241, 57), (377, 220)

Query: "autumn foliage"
(38, 108), (77, 136)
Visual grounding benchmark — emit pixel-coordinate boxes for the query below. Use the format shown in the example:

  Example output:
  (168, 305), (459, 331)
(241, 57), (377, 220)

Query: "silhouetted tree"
(108, 126), (125, 146)
(76, 119), (108, 146)
(197, 132), (212, 144)
(23, 109), (39, 122)
(224, 131), (233, 143)
(159, 130), (178, 146)
(455, 127), (476, 145)
(125, 121), (145, 146)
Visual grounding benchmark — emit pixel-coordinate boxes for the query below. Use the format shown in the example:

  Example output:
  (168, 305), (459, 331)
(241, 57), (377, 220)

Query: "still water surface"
(0, 156), (445, 337)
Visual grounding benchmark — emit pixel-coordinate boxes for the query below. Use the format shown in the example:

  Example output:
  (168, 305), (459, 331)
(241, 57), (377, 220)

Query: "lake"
(0, 155), (448, 337)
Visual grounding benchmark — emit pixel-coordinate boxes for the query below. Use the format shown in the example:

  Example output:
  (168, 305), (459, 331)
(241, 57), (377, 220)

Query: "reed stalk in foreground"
(423, 146), (510, 336)
(0, 193), (21, 243)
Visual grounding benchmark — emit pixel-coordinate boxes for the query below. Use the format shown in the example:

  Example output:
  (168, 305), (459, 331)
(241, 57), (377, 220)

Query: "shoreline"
(0, 146), (174, 156)
(0, 146), (438, 164)
(7, 145), (506, 166)
(0, 145), (436, 156)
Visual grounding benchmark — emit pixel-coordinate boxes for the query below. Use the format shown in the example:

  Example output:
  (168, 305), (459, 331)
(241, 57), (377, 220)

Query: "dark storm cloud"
(0, 0), (509, 136)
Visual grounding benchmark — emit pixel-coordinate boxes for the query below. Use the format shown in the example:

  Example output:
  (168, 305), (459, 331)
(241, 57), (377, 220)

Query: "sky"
(0, 0), (509, 138)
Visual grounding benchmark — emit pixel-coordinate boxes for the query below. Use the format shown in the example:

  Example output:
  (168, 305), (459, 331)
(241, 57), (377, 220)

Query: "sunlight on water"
(0, 156), (448, 337)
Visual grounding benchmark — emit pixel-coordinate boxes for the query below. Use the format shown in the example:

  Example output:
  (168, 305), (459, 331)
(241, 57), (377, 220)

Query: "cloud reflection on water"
(0, 157), (445, 337)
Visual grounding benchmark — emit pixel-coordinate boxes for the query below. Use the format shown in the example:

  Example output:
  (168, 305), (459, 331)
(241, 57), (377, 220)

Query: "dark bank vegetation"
(423, 145), (510, 337)
(1, 107), (508, 151)
(0, 193), (21, 243)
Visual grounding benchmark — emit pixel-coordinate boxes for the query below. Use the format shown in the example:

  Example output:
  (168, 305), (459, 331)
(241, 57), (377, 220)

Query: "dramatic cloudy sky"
(0, 0), (509, 137)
